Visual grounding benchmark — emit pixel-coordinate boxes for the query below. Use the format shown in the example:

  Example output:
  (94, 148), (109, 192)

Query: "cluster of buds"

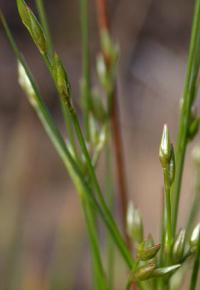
(128, 261), (180, 283)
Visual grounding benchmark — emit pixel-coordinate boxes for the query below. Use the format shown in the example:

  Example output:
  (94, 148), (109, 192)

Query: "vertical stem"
(35, 0), (53, 58)
(189, 232), (200, 290)
(80, 0), (92, 140)
(81, 195), (108, 290)
(163, 170), (173, 258)
(172, 0), (200, 236)
(95, 0), (131, 250)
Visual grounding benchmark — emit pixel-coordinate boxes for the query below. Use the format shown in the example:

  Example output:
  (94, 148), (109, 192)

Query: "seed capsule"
(129, 263), (156, 282)
(136, 240), (160, 261)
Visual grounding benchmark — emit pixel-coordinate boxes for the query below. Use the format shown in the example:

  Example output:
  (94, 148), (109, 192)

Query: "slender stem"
(35, 0), (53, 58)
(80, 0), (92, 140)
(172, 0), (200, 235)
(81, 195), (108, 290)
(42, 49), (135, 271)
(186, 163), (200, 237)
(35, 1), (78, 155)
(95, 0), (131, 250)
(105, 133), (115, 290)
(163, 170), (173, 263)
(189, 233), (200, 290)
(111, 89), (131, 249)
(0, 13), (133, 269)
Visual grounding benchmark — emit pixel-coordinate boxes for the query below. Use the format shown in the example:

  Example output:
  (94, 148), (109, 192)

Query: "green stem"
(43, 54), (79, 160)
(80, 0), (92, 140)
(81, 195), (108, 290)
(35, 0), (53, 58)
(189, 233), (200, 290)
(0, 12), (133, 269)
(105, 134), (115, 290)
(35, 1), (78, 155)
(172, 0), (200, 235)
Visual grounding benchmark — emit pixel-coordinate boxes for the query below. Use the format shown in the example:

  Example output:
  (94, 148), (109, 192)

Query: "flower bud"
(190, 223), (200, 250)
(18, 61), (37, 108)
(16, 0), (46, 54)
(136, 239), (160, 261)
(152, 264), (181, 278)
(52, 53), (71, 101)
(129, 263), (156, 282)
(188, 118), (199, 141)
(173, 229), (186, 263)
(126, 202), (144, 243)
(159, 124), (172, 168)
(96, 53), (112, 94)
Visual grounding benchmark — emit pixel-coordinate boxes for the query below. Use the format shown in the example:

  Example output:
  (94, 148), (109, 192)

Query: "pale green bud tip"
(16, 0), (46, 54)
(192, 146), (200, 166)
(173, 229), (186, 263)
(190, 223), (200, 248)
(152, 264), (181, 278)
(126, 202), (143, 243)
(18, 61), (37, 107)
(159, 124), (171, 167)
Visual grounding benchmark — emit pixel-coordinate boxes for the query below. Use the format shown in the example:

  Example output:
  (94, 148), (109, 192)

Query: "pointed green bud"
(126, 202), (144, 243)
(91, 90), (107, 122)
(18, 61), (37, 108)
(188, 118), (200, 141)
(159, 124), (172, 168)
(100, 29), (119, 66)
(173, 229), (186, 263)
(92, 125), (107, 165)
(152, 264), (181, 278)
(16, 0), (46, 54)
(52, 53), (71, 101)
(136, 239), (160, 261)
(129, 263), (156, 282)
(190, 223), (200, 250)
(96, 53), (112, 94)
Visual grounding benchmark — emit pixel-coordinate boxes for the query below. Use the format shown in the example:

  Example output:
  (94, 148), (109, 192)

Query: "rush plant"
(1, 0), (200, 290)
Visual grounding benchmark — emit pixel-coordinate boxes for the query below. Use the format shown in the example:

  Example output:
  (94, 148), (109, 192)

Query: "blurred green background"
(0, 0), (199, 289)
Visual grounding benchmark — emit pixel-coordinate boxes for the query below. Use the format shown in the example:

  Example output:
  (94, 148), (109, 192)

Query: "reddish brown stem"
(95, 0), (131, 250)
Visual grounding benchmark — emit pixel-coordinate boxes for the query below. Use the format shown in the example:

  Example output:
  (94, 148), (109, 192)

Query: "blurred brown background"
(0, 0), (199, 289)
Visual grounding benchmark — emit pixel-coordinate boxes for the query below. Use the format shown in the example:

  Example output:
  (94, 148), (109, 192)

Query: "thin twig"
(95, 0), (131, 250)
